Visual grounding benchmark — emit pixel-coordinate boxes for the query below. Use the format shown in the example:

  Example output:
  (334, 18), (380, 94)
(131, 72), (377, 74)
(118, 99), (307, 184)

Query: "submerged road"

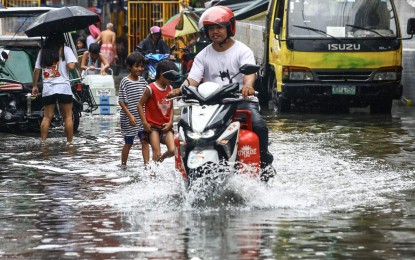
(0, 103), (414, 258)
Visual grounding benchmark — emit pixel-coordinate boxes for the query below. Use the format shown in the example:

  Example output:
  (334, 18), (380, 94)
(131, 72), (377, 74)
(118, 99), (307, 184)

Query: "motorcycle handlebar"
(136, 45), (176, 55)
(84, 67), (113, 76)
(168, 91), (258, 103)
(237, 91), (258, 97)
(69, 77), (82, 82)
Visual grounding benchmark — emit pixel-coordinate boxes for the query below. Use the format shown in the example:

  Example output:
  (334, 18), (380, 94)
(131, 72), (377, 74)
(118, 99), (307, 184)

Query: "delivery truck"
(237, 0), (415, 113)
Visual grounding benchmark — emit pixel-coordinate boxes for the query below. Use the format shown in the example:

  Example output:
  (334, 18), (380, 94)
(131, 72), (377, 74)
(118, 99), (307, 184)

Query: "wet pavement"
(0, 103), (415, 259)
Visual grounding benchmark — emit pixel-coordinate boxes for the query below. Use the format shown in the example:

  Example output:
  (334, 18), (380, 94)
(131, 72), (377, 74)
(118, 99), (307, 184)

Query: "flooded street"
(1, 104), (415, 259)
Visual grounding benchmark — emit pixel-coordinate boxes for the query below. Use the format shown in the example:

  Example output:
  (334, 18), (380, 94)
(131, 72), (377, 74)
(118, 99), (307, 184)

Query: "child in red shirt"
(138, 59), (179, 163)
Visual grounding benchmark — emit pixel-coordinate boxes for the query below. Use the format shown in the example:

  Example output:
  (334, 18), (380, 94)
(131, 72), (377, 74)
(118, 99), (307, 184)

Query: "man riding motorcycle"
(137, 26), (170, 55)
(137, 26), (176, 82)
(168, 6), (275, 180)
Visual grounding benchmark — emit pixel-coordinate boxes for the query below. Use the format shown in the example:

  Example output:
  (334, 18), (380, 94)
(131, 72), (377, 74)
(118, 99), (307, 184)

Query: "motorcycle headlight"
(186, 129), (215, 140)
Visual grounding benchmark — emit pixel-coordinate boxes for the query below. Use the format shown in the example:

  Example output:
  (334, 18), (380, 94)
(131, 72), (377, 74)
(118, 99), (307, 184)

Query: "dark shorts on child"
(124, 130), (146, 145)
(43, 94), (73, 105)
(142, 126), (173, 144)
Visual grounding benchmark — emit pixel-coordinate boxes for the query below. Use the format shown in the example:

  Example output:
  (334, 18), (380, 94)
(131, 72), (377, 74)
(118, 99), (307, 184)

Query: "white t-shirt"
(86, 35), (95, 49)
(35, 46), (77, 97)
(188, 40), (256, 88)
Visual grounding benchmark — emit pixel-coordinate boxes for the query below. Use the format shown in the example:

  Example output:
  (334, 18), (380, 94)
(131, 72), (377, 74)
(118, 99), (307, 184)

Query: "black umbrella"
(25, 6), (100, 37)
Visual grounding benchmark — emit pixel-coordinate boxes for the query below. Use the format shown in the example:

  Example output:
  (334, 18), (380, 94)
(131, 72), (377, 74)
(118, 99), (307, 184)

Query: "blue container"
(100, 105), (111, 115)
(100, 96), (110, 105)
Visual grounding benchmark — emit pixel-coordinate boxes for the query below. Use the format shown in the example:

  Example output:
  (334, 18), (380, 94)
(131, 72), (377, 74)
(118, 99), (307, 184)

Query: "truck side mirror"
(1, 51), (8, 61)
(407, 18), (415, 35)
(273, 17), (281, 35)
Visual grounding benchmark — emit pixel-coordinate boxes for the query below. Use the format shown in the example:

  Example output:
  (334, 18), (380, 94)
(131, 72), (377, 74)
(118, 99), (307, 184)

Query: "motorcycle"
(166, 64), (262, 186)
(0, 62), (95, 132)
(179, 37), (211, 76)
(136, 45), (180, 83)
(179, 47), (195, 76)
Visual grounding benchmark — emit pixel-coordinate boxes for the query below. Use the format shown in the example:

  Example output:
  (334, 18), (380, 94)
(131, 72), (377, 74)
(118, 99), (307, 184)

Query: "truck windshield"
(287, 0), (398, 38)
(0, 48), (38, 84)
(0, 16), (39, 36)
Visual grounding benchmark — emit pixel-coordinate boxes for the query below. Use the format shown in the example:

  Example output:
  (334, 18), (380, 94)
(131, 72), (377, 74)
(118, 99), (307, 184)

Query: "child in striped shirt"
(118, 52), (149, 167)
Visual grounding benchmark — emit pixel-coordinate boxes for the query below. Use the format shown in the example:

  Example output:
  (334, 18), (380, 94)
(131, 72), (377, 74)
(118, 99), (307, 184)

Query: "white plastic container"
(82, 73), (118, 114)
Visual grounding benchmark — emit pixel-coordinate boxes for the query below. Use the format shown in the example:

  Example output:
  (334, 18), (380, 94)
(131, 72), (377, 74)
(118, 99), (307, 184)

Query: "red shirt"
(145, 82), (173, 127)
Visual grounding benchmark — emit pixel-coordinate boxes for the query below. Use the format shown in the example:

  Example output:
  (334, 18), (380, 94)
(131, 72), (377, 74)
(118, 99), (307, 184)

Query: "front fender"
(187, 149), (219, 169)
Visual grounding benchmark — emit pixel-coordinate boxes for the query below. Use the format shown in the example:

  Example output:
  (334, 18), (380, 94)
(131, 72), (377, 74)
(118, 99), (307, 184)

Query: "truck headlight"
(373, 71), (397, 81)
(282, 66), (314, 81)
(373, 67), (401, 81)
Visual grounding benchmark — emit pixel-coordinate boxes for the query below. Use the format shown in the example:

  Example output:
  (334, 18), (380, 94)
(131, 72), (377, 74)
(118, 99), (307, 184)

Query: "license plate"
(332, 85), (356, 95)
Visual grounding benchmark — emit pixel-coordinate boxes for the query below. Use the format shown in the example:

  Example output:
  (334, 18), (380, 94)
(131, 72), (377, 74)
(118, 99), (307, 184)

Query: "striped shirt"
(118, 76), (147, 136)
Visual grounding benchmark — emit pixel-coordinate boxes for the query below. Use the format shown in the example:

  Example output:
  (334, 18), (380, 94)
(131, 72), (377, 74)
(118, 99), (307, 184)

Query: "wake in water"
(102, 161), (263, 211)
(101, 140), (415, 216)
(85, 118), (415, 215)
(8, 126), (413, 217)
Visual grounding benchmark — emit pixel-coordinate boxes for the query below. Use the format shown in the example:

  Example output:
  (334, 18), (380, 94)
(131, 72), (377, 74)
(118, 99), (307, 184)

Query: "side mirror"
(273, 17), (281, 35)
(136, 45), (143, 53)
(1, 51), (8, 61)
(162, 69), (181, 82)
(407, 18), (415, 35)
(239, 64), (260, 75)
(169, 44), (176, 54)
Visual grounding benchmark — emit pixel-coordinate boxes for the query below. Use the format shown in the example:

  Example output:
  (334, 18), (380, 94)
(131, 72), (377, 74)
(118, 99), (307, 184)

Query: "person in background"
(86, 24), (100, 49)
(76, 36), (87, 56)
(80, 43), (109, 76)
(96, 22), (118, 65)
(118, 52), (149, 167)
(167, 6), (275, 180)
(31, 33), (78, 146)
(137, 26), (169, 54)
(116, 25), (128, 68)
(137, 59), (178, 164)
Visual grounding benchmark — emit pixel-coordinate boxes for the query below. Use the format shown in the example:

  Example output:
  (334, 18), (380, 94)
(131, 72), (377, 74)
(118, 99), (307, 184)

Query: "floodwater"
(1, 104), (415, 259)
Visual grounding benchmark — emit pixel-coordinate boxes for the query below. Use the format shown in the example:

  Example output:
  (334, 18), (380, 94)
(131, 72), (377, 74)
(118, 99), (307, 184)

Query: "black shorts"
(142, 126), (173, 145)
(43, 94), (73, 105)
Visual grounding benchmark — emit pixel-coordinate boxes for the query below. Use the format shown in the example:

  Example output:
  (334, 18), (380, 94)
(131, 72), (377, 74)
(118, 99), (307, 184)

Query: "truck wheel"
(370, 98), (393, 114)
(269, 88), (277, 111)
(268, 75), (277, 111)
(258, 76), (270, 106)
(277, 95), (291, 113)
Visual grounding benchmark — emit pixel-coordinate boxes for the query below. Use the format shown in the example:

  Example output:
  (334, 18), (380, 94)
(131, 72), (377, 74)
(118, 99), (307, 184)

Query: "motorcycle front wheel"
(187, 162), (229, 189)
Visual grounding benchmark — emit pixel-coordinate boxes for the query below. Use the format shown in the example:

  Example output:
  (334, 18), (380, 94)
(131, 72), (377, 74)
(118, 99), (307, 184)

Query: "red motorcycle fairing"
(174, 136), (187, 178)
(237, 129), (260, 175)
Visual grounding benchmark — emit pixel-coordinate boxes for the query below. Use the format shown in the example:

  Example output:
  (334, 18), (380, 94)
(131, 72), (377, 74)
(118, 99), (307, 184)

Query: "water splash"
(99, 135), (414, 217)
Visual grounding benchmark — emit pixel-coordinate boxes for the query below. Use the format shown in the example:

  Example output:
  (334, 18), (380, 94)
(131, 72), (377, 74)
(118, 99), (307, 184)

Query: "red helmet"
(198, 6), (236, 38)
